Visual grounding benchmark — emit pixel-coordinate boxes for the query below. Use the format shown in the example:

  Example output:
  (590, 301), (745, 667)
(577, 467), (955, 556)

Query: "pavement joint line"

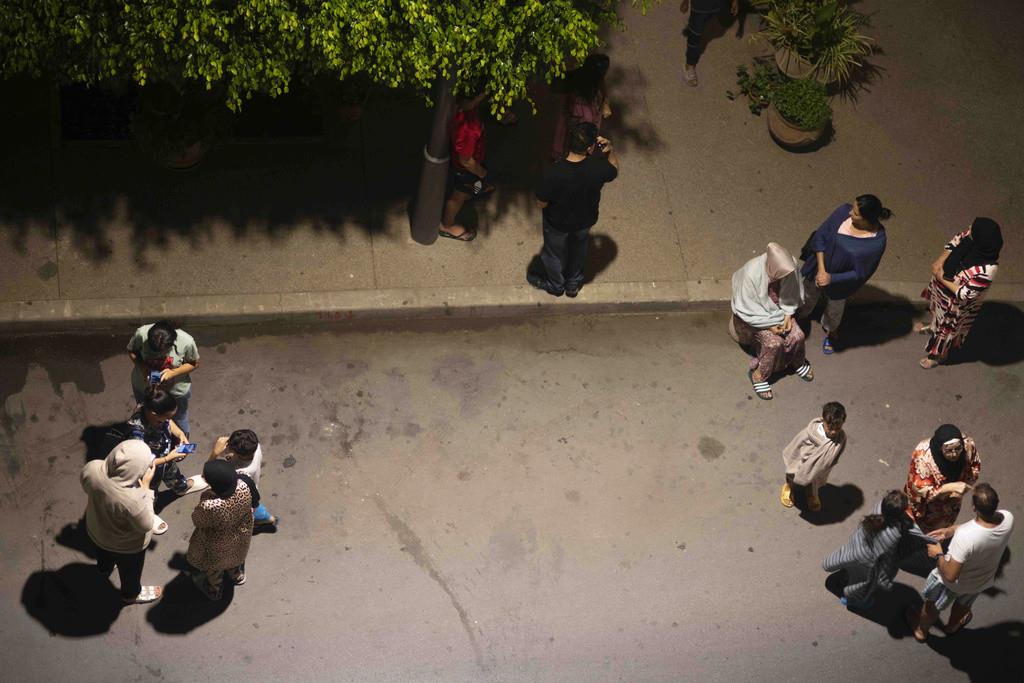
(2, 279), (1022, 333)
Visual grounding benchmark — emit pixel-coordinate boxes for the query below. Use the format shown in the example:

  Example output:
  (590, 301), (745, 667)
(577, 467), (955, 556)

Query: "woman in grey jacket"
(80, 440), (162, 604)
(823, 490), (936, 608)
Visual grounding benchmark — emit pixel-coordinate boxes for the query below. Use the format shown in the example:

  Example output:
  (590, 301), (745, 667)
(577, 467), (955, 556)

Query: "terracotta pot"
(164, 141), (206, 170)
(766, 104), (827, 150)
(774, 47), (816, 80)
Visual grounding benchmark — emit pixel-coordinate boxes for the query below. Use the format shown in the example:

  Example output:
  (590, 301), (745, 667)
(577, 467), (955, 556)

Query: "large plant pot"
(774, 47), (815, 80)
(766, 104), (827, 150)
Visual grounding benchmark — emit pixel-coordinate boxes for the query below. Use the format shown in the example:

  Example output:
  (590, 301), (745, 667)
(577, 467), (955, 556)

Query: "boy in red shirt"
(440, 91), (493, 241)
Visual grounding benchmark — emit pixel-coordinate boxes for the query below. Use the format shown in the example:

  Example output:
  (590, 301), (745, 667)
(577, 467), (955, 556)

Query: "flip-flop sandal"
(795, 362), (814, 382)
(780, 484), (794, 508)
(822, 337), (834, 355)
(905, 606), (928, 642)
(231, 573), (247, 586)
(914, 323), (933, 335)
(123, 585), (162, 604)
(748, 369), (773, 400)
(152, 514), (168, 535)
(255, 514), (279, 526)
(944, 610), (973, 635)
(438, 228), (477, 242)
(919, 357), (941, 369)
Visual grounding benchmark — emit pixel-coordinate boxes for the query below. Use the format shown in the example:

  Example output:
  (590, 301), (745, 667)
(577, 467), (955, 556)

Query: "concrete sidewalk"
(1, 0), (1022, 331)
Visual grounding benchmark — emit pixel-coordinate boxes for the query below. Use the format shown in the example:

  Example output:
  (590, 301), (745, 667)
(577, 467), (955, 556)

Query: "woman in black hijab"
(186, 460), (259, 600)
(904, 424), (980, 537)
(917, 218), (1003, 368)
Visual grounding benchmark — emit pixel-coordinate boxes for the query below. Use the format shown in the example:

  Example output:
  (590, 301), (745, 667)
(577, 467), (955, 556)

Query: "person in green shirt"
(127, 320), (200, 435)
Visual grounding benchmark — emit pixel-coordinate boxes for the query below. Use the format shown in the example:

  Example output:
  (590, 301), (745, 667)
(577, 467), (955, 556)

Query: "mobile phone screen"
(177, 443), (197, 453)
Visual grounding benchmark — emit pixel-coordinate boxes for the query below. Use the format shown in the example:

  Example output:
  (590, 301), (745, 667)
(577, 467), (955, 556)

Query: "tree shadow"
(21, 562), (125, 637)
(146, 554), (233, 634)
(824, 571), (921, 640)
(945, 302), (1024, 367)
(798, 483), (863, 525)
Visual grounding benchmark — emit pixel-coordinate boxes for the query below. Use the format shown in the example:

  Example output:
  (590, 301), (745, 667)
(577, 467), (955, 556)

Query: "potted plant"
(727, 59), (785, 115)
(758, 0), (872, 86)
(131, 83), (230, 169)
(766, 77), (831, 148)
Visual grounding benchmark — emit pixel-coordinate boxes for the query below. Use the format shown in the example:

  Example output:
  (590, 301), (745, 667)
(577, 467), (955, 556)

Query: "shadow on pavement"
(146, 569), (233, 634)
(946, 302), (1024, 367)
(524, 233), (619, 289)
(81, 422), (130, 462)
(55, 520), (98, 559)
(799, 483), (863, 525)
(926, 620), (1024, 682)
(21, 562), (125, 637)
(802, 286), (916, 351)
(824, 572), (921, 640)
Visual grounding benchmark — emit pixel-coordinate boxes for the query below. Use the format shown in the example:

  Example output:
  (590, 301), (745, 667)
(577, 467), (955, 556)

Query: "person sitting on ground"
(781, 401), (846, 512)
(823, 490), (936, 609)
(439, 89), (493, 242)
(204, 429), (278, 528)
(904, 424), (980, 537)
(80, 440), (162, 604)
(911, 483), (1014, 642)
(730, 242), (811, 400)
(187, 460), (258, 601)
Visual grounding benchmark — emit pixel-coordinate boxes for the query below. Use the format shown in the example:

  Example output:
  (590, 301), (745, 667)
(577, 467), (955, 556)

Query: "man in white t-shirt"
(911, 482), (1013, 642)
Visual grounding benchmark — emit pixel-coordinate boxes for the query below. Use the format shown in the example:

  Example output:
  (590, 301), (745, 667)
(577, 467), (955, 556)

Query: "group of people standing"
(730, 196), (1004, 398)
(79, 321), (277, 604)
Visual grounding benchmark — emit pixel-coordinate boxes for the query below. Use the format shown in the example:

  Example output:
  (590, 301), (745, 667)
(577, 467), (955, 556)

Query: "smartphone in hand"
(149, 371), (162, 384)
(177, 443), (197, 454)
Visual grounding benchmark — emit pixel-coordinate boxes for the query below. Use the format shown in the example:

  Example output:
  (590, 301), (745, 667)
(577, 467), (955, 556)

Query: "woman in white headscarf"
(731, 243), (812, 400)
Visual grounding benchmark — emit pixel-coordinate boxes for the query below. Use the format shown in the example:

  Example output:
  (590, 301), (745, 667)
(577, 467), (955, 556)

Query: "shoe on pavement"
(683, 65), (698, 87)
(527, 273), (564, 297)
(780, 483), (794, 508)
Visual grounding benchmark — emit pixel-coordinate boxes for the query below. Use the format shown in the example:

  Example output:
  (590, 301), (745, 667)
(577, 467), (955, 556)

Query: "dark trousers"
(685, 10), (718, 65)
(95, 545), (146, 599)
(540, 224), (591, 292)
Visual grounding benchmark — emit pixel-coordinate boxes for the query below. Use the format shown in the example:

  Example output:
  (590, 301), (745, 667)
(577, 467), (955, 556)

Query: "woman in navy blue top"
(798, 195), (891, 353)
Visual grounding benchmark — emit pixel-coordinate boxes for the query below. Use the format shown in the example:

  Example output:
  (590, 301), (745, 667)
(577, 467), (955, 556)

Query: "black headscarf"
(929, 424), (965, 483)
(943, 217), (1002, 280)
(203, 459), (238, 499)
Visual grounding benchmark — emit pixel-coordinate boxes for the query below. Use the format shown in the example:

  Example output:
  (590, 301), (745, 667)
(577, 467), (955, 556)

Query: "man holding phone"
(530, 122), (619, 297)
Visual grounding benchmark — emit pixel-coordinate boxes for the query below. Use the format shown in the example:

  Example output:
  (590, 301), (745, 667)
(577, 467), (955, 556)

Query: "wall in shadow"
(798, 483), (863, 525)
(947, 302), (1024, 366)
(21, 562), (125, 637)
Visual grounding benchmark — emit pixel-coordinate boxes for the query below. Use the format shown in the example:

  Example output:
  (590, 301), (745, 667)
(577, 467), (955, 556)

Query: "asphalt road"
(1, 310), (1021, 682)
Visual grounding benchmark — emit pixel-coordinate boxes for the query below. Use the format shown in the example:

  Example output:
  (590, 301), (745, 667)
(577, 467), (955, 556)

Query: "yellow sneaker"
(780, 483), (794, 508)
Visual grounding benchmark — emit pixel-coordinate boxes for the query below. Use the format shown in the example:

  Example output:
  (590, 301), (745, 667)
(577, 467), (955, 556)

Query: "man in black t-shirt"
(530, 122), (619, 297)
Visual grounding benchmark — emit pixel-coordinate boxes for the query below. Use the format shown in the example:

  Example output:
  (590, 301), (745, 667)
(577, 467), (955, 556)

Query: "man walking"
(680, 0), (739, 87)
(529, 122), (618, 298)
(911, 482), (1014, 641)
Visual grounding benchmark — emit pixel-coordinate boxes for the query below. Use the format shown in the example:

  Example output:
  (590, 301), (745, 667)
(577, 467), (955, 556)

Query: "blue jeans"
(133, 387), (192, 436)
(540, 224), (591, 293)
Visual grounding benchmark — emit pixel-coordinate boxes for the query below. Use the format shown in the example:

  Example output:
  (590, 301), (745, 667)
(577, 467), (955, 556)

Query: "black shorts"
(449, 167), (485, 196)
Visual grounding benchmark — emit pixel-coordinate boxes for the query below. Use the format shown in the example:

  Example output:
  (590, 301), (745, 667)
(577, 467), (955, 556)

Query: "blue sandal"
(822, 336), (834, 355)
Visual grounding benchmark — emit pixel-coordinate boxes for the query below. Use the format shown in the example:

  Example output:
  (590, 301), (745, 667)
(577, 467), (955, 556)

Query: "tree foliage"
(0, 0), (651, 112)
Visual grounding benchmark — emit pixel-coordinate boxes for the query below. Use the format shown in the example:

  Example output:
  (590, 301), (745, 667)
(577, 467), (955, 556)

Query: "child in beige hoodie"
(781, 402), (847, 512)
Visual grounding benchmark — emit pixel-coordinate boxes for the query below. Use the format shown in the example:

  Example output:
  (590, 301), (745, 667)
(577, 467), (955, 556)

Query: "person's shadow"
(21, 562), (125, 636)
(824, 571), (922, 640)
(80, 422), (131, 462)
(799, 286), (916, 351)
(797, 483), (864, 525)
(145, 553), (233, 634)
(927, 620), (1024, 681)
(525, 233), (618, 289)
(946, 302), (1024, 366)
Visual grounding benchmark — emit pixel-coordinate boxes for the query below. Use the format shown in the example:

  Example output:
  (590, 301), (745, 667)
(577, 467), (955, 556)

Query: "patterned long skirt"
(733, 315), (807, 378)
(922, 277), (983, 358)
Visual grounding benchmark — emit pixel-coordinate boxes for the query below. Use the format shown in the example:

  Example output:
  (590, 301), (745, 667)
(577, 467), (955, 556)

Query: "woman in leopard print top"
(187, 460), (257, 600)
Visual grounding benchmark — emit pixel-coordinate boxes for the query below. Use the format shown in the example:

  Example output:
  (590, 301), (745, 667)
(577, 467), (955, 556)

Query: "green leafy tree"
(1, 0), (652, 113)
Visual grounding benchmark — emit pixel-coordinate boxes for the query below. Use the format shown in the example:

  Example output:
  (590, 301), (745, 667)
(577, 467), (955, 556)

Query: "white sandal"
(152, 514), (168, 535)
(123, 585), (162, 604)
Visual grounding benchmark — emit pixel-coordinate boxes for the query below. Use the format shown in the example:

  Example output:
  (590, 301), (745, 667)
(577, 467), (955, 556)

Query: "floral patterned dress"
(922, 229), (997, 358)
(904, 437), (980, 532)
